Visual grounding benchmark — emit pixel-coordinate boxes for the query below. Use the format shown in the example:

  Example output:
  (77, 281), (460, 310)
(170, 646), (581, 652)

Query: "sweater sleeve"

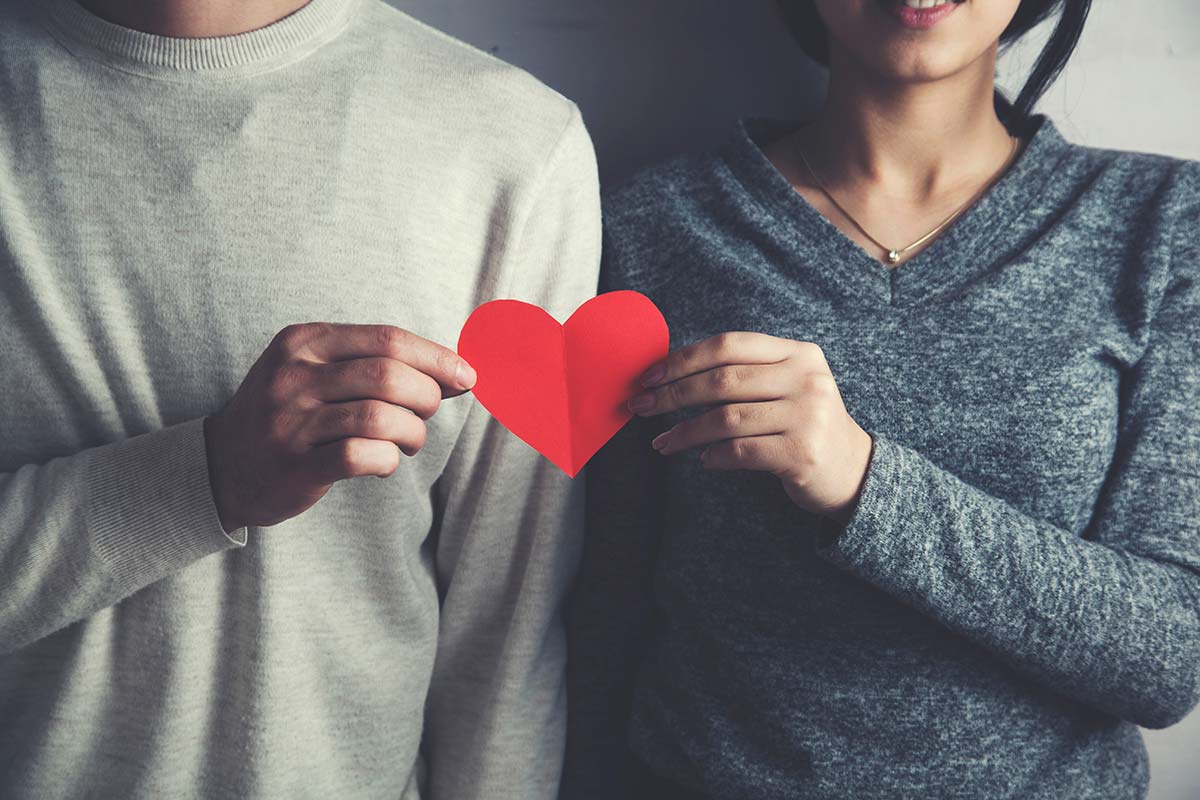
(0, 417), (247, 655)
(817, 179), (1200, 729)
(422, 104), (601, 800)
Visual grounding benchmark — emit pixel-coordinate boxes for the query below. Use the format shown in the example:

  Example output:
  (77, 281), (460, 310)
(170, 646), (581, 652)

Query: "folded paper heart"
(457, 291), (670, 477)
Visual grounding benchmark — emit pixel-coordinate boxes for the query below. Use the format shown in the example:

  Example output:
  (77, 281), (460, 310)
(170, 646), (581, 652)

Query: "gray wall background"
(387, 1), (1200, 797)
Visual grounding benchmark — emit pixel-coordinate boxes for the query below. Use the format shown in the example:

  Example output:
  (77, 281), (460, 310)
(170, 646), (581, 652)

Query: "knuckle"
(337, 439), (367, 474)
(802, 372), (837, 397)
(379, 450), (401, 477)
(406, 418), (428, 453)
(390, 372), (437, 418)
(274, 323), (318, 355)
(710, 366), (740, 393)
(663, 380), (685, 408)
(376, 325), (408, 353)
(718, 405), (742, 431)
(267, 363), (307, 406)
(357, 400), (389, 433)
(393, 368), (441, 417)
(417, 379), (442, 417)
(434, 347), (459, 377)
(712, 332), (738, 361)
(363, 358), (393, 391)
(271, 323), (304, 353)
(796, 340), (827, 363)
(331, 402), (358, 431)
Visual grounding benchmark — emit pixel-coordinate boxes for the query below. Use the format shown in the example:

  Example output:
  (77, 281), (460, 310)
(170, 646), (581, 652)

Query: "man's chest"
(0, 142), (491, 472)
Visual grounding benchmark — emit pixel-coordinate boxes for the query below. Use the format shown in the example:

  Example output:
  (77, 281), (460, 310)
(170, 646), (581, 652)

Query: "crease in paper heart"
(457, 291), (670, 477)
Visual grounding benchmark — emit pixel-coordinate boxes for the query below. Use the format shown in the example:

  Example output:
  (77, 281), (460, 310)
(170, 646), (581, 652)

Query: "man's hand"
(203, 323), (476, 532)
(627, 332), (872, 523)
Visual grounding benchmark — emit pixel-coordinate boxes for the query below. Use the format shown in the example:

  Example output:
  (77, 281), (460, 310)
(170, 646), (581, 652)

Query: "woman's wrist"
(808, 428), (874, 527)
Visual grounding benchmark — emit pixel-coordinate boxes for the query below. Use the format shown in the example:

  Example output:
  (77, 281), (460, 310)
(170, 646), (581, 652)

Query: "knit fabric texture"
(0, 0), (601, 797)
(564, 114), (1200, 800)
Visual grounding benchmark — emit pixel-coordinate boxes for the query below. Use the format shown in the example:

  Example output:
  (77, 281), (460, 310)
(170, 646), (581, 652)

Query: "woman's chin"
(878, 53), (975, 84)
(838, 37), (996, 89)
(818, 0), (1010, 89)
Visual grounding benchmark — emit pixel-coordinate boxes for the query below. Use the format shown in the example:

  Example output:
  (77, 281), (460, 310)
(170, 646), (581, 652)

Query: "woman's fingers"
(652, 401), (792, 455)
(629, 331), (870, 519)
(630, 362), (825, 416)
(630, 333), (830, 415)
(638, 332), (824, 389)
(698, 434), (791, 474)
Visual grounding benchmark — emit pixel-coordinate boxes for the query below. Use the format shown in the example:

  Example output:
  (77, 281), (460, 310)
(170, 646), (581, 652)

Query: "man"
(0, 0), (600, 797)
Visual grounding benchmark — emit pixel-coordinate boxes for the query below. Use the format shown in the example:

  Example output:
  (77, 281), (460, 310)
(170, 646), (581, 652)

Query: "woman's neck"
(764, 42), (1023, 266)
(804, 44), (1014, 204)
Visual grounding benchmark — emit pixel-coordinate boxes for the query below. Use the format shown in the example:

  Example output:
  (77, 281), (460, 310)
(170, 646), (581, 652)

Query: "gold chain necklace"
(795, 134), (1020, 265)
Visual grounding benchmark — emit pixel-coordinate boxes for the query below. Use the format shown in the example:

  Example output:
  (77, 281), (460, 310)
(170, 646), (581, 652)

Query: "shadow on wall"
(392, 0), (826, 185)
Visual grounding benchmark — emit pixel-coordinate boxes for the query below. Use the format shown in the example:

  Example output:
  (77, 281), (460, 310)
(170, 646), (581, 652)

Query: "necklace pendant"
(887, 249), (902, 265)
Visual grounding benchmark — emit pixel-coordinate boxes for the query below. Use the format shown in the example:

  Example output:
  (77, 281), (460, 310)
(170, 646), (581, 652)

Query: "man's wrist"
(202, 414), (242, 534)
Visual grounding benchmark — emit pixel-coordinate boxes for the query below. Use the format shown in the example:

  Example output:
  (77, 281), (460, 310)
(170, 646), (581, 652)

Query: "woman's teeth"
(901, 0), (953, 8)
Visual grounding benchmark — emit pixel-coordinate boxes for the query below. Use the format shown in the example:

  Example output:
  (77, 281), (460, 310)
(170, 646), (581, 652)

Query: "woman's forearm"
(817, 434), (1200, 729)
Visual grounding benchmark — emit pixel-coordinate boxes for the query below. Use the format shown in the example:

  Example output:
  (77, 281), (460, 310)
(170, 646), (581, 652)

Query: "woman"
(563, 1), (1200, 799)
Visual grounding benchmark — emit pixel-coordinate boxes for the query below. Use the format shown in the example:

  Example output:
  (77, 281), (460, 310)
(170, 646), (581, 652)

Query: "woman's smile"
(878, 0), (964, 30)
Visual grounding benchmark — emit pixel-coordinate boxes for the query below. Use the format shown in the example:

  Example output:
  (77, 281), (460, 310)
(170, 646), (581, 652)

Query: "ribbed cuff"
(86, 417), (246, 590)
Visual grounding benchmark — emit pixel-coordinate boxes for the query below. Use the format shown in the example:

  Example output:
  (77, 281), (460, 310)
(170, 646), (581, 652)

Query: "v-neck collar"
(719, 113), (1073, 308)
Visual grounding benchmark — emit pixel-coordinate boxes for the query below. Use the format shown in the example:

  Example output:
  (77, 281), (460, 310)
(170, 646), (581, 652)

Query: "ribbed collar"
(41, 0), (358, 79)
(721, 113), (1075, 308)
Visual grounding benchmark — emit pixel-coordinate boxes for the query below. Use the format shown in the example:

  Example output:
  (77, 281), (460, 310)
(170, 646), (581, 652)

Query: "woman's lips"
(880, 0), (962, 31)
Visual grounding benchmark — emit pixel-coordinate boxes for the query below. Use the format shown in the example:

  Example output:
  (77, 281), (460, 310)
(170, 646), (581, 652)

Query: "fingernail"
(640, 363), (667, 387)
(651, 431), (671, 451)
(456, 361), (477, 389)
(628, 393), (655, 414)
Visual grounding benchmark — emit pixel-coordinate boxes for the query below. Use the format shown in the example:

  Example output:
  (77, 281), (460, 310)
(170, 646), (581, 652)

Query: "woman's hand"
(628, 332), (873, 523)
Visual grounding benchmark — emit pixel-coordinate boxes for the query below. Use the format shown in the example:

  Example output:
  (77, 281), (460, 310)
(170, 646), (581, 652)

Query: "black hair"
(777, 0), (1092, 124)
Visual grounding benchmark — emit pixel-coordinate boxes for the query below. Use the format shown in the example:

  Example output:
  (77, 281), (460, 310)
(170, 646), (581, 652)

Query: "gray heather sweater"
(0, 0), (600, 797)
(563, 115), (1200, 800)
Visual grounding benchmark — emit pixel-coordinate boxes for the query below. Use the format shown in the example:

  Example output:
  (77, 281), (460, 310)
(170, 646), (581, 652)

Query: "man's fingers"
(309, 358), (443, 419)
(272, 323), (475, 394)
(653, 402), (791, 455)
(637, 332), (811, 389)
(308, 437), (404, 483)
(629, 364), (793, 416)
(302, 399), (428, 455)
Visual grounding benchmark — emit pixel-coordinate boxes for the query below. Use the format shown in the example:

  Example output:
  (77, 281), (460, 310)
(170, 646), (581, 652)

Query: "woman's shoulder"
(602, 150), (730, 229)
(1024, 117), (1198, 277)
(1049, 134), (1199, 325)
(600, 147), (741, 291)
(1051, 128), (1199, 206)
(1063, 139), (1199, 256)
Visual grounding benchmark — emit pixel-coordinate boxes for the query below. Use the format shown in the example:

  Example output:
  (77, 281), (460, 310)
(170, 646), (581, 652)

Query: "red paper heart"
(457, 291), (670, 477)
